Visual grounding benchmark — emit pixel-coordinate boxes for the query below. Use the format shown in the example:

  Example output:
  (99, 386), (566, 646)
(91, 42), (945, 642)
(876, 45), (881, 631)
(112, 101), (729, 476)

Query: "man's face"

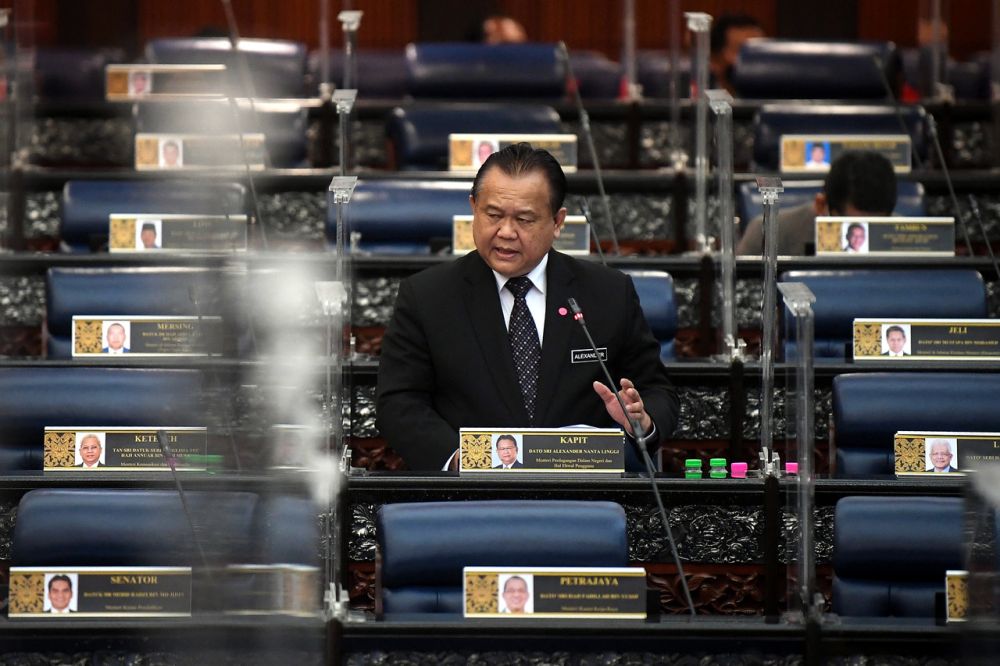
(497, 438), (518, 466)
(133, 74), (148, 94)
(106, 324), (126, 350)
(502, 578), (528, 612)
(930, 442), (953, 470)
(811, 146), (826, 163)
(847, 227), (866, 250)
(478, 142), (495, 164)
(711, 25), (765, 88)
(49, 580), (71, 611)
(140, 229), (156, 248)
(471, 168), (566, 278)
(79, 436), (102, 466)
(163, 144), (179, 166)
(886, 330), (906, 353)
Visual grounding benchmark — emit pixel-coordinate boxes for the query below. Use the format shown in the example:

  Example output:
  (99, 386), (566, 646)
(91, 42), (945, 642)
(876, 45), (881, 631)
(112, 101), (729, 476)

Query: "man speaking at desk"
(377, 143), (678, 470)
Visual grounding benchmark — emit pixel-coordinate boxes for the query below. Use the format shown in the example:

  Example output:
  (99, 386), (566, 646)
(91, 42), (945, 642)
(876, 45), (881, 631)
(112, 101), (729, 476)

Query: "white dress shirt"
(492, 254), (548, 343)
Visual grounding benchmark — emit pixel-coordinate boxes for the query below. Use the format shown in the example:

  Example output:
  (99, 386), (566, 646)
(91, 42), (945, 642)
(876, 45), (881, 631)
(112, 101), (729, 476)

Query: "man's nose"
(497, 219), (517, 237)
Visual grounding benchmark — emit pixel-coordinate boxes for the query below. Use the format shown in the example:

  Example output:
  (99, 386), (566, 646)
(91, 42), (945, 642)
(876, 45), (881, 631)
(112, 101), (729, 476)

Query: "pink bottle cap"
(785, 462), (799, 474)
(731, 462), (748, 478)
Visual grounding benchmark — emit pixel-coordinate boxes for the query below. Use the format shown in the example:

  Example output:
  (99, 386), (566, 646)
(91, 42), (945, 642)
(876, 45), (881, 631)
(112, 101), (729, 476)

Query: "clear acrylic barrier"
(963, 467), (1000, 662)
(756, 176), (784, 472)
(685, 12), (711, 252)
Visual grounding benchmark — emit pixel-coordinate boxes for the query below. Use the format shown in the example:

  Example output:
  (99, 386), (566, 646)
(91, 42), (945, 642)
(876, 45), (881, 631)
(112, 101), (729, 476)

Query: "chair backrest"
(307, 48), (409, 98)
(832, 372), (1000, 476)
(752, 104), (929, 171)
(736, 180), (926, 234)
(0, 367), (204, 472)
(635, 51), (691, 98)
(36, 47), (125, 102)
(60, 180), (247, 253)
(405, 43), (565, 99)
(833, 496), (963, 617)
(733, 39), (900, 100)
(336, 179), (472, 254)
(145, 37), (307, 98)
(779, 269), (986, 360)
(625, 270), (678, 361)
(376, 500), (628, 615)
(13, 489), (318, 567)
(569, 51), (623, 99)
(45, 267), (240, 359)
(386, 103), (562, 170)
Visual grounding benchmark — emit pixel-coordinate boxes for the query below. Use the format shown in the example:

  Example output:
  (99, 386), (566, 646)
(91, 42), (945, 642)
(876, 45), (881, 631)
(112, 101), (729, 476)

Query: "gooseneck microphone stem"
(157, 430), (211, 571)
(566, 298), (696, 616)
(967, 194), (1000, 284)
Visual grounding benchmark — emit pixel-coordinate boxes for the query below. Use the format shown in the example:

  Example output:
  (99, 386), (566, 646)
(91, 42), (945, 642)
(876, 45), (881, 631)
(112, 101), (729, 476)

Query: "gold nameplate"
(463, 566), (646, 619)
(105, 64), (227, 101)
(893, 430), (1000, 476)
(853, 319), (1000, 361)
(43, 427), (208, 472)
(134, 133), (267, 171)
(9, 567), (192, 618)
(459, 428), (625, 474)
(452, 215), (589, 255)
(71, 315), (224, 358)
(780, 134), (911, 173)
(946, 570), (968, 623)
(449, 133), (578, 172)
(109, 214), (248, 253)
(815, 217), (955, 256)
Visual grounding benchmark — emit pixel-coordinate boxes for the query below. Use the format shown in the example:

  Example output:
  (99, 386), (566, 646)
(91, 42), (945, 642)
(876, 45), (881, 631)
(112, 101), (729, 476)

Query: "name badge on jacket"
(571, 348), (607, 363)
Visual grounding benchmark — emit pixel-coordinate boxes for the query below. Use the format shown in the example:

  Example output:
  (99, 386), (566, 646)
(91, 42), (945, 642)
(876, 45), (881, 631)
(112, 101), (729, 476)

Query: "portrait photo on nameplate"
(448, 133), (578, 172)
(780, 134), (911, 174)
(105, 64), (227, 101)
(459, 428), (625, 474)
(109, 214), (248, 253)
(43, 427), (208, 472)
(463, 567), (646, 619)
(452, 215), (589, 256)
(135, 133), (267, 171)
(893, 430), (1000, 476)
(9, 567), (192, 618)
(72, 315), (225, 358)
(815, 217), (955, 256)
(853, 319), (1000, 361)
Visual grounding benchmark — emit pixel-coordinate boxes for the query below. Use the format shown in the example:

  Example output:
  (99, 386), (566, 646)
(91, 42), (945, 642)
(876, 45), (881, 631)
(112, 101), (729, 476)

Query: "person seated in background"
(710, 13), (765, 95)
(736, 151), (897, 256)
(481, 14), (528, 45)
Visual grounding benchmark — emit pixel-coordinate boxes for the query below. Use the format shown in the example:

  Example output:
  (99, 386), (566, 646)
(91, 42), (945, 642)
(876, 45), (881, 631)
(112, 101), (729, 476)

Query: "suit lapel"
(535, 251), (576, 423)
(461, 253), (528, 421)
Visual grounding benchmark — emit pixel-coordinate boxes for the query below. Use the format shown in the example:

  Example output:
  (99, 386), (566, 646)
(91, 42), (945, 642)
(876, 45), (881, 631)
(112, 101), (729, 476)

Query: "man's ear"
(813, 193), (828, 216)
(553, 207), (568, 237)
(469, 194), (476, 215)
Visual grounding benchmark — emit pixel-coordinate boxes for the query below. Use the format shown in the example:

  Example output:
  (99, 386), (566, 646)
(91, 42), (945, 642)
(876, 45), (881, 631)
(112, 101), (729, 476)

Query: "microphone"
(576, 197), (607, 266)
(566, 297), (696, 616)
(156, 429), (210, 570)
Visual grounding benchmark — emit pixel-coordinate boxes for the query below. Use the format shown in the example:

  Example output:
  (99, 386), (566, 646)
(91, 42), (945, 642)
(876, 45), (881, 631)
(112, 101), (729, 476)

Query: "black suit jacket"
(377, 250), (679, 469)
(493, 460), (524, 469)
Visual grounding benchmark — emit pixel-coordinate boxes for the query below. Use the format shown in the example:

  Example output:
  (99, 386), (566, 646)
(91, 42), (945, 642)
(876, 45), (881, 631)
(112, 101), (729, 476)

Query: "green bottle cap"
(684, 458), (702, 468)
(684, 471), (702, 479)
(709, 458), (727, 467)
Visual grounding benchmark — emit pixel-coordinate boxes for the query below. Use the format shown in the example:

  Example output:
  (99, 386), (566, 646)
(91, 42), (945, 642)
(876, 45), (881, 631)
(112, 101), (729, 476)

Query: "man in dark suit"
(102, 322), (130, 354)
(377, 143), (679, 470)
(493, 434), (523, 469)
(882, 325), (910, 356)
(926, 438), (957, 473)
(76, 434), (103, 469)
(47, 574), (75, 613)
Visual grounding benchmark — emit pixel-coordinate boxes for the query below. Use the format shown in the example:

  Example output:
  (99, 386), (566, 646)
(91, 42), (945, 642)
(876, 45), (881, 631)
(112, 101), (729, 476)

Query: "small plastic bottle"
(709, 458), (728, 479)
(684, 458), (703, 479)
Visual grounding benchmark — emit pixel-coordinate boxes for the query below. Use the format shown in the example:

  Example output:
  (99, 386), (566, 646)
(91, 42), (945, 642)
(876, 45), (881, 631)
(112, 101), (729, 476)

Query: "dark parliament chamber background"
(0, 0), (998, 664)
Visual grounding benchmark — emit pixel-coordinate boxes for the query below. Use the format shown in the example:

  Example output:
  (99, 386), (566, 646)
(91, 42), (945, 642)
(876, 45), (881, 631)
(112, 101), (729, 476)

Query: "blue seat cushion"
(405, 43), (565, 99)
(625, 270), (678, 361)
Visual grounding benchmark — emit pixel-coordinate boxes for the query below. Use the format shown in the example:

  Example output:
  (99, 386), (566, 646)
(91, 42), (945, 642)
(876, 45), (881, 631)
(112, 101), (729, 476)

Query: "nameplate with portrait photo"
(9, 567), (192, 618)
(463, 566), (646, 619)
(853, 319), (1000, 362)
(71, 316), (224, 358)
(815, 216), (955, 256)
(452, 214), (590, 255)
(780, 134), (912, 174)
(109, 214), (248, 253)
(449, 133), (578, 173)
(105, 64), (227, 101)
(43, 427), (208, 472)
(134, 133), (267, 171)
(893, 430), (1000, 476)
(459, 428), (625, 474)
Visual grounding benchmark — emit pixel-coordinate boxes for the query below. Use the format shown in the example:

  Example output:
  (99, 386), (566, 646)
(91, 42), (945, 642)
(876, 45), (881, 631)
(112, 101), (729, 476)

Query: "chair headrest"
(624, 270), (678, 340)
(336, 180), (472, 247)
(405, 43), (566, 98)
(307, 49), (408, 98)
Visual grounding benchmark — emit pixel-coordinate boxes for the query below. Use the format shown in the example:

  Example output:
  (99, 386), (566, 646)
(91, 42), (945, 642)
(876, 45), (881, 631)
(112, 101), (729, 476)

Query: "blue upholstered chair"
(405, 43), (566, 99)
(751, 104), (930, 172)
(145, 37), (308, 98)
(736, 180), (926, 234)
(386, 103), (562, 170)
(376, 500), (628, 616)
(635, 51), (691, 99)
(60, 180), (247, 253)
(833, 372), (1000, 476)
(335, 179), (472, 254)
(779, 269), (986, 361)
(569, 51), (623, 99)
(625, 270), (678, 361)
(732, 39), (900, 100)
(0, 367), (204, 472)
(307, 48), (409, 98)
(833, 496), (963, 617)
(45, 267), (241, 359)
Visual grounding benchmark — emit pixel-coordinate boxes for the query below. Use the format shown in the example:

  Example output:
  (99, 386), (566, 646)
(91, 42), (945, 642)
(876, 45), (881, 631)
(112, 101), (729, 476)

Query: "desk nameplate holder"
(853, 318), (1000, 361)
(109, 214), (248, 253)
(816, 216), (955, 256)
(72, 315), (224, 358)
(459, 428), (625, 474)
(106, 64), (227, 101)
(893, 430), (1000, 476)
(43, 427), (208, 472)
(449, 133), (578, 173)
(780, 134), (912, 174)
(135, 133), (267, 171)
(453, 215), (590, 256)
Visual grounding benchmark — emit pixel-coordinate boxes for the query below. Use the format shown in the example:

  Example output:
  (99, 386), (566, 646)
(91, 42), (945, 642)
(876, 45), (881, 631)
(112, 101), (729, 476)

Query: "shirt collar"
(492, 253), (549, 296)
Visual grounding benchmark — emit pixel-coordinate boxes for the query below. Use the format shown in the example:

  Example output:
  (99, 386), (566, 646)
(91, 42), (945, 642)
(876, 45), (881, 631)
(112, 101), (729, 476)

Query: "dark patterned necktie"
(505, 276), (541, 422)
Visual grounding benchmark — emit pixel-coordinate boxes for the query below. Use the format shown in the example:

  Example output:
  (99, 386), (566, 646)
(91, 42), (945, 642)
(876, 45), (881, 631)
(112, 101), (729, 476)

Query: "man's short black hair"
(48, 574), (72, 591)
(141, 223), (157, 233)
(886, 325), (906, 339)
(846, 222), (865, 237)
(824, 151), (897, 215)
(496, 434), (517, 449)
(710, 14), (763, 55)
(471, 142), (567, 216)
